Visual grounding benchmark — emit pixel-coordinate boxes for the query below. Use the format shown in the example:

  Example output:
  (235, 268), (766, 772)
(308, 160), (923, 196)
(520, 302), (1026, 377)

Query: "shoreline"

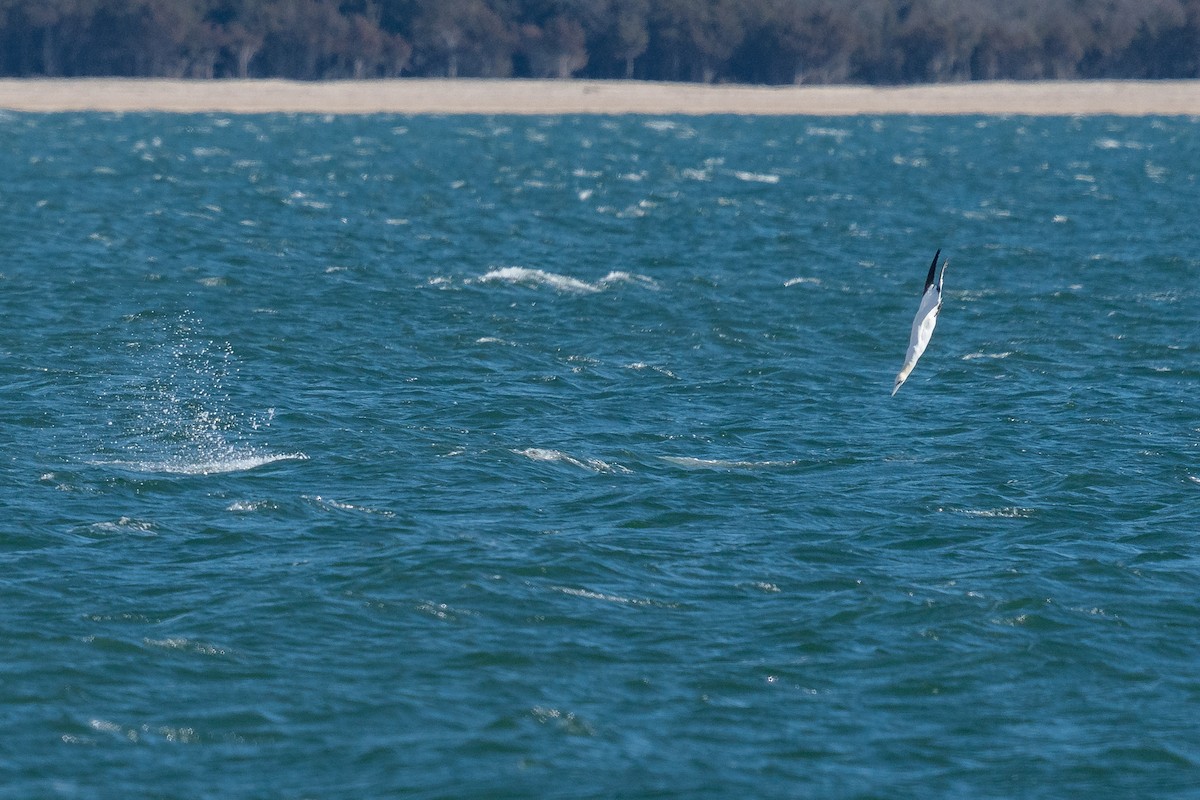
(0, 78), (1198, 116)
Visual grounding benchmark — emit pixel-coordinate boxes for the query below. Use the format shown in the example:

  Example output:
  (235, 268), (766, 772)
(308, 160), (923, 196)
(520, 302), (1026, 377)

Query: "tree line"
(0, 0), (1197, 84)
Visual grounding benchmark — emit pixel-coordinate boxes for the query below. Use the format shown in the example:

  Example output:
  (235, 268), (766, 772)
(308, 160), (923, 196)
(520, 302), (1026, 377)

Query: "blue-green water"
(2, 111), (1199, 798)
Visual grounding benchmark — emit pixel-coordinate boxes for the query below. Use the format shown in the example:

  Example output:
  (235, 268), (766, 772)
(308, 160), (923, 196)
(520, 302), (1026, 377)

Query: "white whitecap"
(660, 456), (798, 470)
(476, 267), (656, 294)
(143, 637), (227, 656)
(624, 362), (678, 379)
(597, 271), (658, 290)
(555, 586), (655, 606)
(807, 126), (850, 138)
(304, 494), (395, 517)
(97, 451), (307, 476)
(962, 352), (1012, 361)
(958, 507), (1033, 519)
(733, 171), (780, 184)
(515, 448), (630, 474)
(90, 517), (157, 534)
(784, 276), (821, 287)
(227, 499), (278, 513)
(478, 267), (599, 293)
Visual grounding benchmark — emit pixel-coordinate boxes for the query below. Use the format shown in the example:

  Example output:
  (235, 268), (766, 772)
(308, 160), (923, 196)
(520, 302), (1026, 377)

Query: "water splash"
(96, 312), (304, 475)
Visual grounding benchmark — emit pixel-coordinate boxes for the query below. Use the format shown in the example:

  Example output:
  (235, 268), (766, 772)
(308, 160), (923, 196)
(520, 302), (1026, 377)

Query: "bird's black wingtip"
(924, 248), (941, 291)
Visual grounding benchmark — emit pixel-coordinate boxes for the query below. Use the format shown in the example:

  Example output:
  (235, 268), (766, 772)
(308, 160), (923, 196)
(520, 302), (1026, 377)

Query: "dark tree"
(971, 13), (1044, 80)
(893, 0), (990, 82)
(0, 0), (1198, 82)
(254, 0), (354, 80)
(13, 0), (101, 76)
(609, 0), (649, 77)
(521, 14), (588, 78)
(647, 0), (745, 82)
(409, 0), (514, 77)
(735, 0), (862, 84)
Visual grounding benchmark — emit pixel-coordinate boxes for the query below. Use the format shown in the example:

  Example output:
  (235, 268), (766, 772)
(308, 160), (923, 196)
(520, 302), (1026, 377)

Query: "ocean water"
(2, 110), (1199, 798)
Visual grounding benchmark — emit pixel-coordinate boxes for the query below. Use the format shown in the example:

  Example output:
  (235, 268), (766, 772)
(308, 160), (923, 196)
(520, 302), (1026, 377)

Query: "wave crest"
(660, 456), (799, 470)
(515, 448), (630, 474)
(97, 451), (308, 476)
(476, 267), (657, 294)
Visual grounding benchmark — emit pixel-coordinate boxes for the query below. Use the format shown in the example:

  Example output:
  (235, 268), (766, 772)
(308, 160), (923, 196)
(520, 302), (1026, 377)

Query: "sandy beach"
(0, 78), (1197, 115)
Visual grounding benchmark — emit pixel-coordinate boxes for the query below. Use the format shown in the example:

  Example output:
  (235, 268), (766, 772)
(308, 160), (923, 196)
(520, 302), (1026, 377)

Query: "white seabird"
(892, 249), (948, 396)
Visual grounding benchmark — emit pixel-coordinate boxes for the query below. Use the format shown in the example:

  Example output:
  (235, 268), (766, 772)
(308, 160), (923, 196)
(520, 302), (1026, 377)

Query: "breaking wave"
(98, 451), (307, 476)
(476, 267), (658, 293)
(514, 447), (630, 474)
(659, 456), (800, 470)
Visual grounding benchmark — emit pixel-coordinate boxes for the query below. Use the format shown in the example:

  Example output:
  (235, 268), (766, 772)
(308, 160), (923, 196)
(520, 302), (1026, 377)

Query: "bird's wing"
(892, 251), (945, 396)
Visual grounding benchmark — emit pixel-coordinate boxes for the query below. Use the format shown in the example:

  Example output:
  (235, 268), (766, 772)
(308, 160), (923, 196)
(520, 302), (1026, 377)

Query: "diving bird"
(892, 249), (948, 396)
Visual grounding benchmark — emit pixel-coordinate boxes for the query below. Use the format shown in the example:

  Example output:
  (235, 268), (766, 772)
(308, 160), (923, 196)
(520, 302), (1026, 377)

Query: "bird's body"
(892, 249), (948, 396)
